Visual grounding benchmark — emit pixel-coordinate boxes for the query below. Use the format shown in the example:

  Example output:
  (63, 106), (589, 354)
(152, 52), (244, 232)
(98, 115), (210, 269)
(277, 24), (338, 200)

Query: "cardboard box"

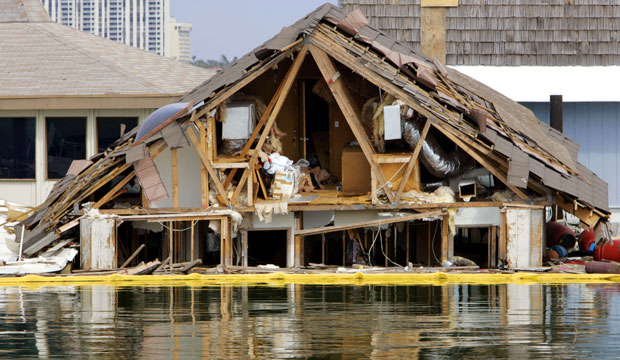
(341, 145), (371, 193)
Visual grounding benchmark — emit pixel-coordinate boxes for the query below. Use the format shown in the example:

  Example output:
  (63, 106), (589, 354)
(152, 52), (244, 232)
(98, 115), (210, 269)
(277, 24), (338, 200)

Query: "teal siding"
(521, 102), (619, 207)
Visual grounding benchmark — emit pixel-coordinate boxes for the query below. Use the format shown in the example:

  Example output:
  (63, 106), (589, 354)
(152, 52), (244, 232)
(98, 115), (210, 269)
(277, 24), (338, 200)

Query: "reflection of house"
(340, 0), (620, 221)
(0, 0), (214, 207)
(16, 4), (610, 271)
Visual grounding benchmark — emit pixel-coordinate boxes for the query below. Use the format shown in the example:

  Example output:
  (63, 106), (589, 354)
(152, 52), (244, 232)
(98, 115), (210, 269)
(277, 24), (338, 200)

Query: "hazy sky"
(171, 0), (338, 61)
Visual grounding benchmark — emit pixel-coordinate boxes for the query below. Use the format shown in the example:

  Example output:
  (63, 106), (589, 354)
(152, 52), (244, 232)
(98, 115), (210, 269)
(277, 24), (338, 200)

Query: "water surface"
(0, 283), (619, 358)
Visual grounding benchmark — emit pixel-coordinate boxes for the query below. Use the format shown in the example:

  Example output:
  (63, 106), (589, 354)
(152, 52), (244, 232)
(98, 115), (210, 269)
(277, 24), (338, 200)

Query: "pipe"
(402, 118), (476, 178)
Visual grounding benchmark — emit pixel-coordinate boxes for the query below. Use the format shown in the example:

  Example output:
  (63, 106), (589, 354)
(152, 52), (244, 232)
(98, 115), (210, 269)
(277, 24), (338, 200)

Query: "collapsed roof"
(182, 4), (608, 214)
(15, 3), (609, 258)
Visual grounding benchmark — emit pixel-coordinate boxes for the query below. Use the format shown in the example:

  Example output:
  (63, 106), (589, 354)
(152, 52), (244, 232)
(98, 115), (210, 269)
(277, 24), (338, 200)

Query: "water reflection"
(0, 283), (619, 358)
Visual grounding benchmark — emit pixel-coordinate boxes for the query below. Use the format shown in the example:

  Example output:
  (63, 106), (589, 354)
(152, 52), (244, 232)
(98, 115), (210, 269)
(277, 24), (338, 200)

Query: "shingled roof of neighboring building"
(340, 0), (620, 66)
(0, 0), (215, 97)
(181, 3), (608, 215)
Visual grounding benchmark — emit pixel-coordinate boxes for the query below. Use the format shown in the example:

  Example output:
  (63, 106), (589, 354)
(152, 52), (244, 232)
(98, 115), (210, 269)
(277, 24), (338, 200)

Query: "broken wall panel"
(151, 136), (203, 209)
(134, 154), (169, 205)
(505, 207), (543, 269)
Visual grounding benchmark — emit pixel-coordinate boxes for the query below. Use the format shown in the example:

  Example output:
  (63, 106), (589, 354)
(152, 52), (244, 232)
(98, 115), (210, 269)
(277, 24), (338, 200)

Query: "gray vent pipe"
(402, 118), (476, 179)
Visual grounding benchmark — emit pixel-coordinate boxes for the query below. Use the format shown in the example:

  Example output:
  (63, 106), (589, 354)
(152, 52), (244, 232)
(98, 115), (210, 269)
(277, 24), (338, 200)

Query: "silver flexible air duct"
(402, 118), (476, 178)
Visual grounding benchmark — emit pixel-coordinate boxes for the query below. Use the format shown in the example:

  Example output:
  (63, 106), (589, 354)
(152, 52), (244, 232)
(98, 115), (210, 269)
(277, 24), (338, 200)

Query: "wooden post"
(168, 221), (174, 265)
(309, 45), (395, 203)
(321, 232), (326, 264)
(406, 222), (410, 266)
(342, 231), (346, 266)
(441, 214), (451, 264)
(499, 210), (507, 264)
(490, 226), (497, 268)
(220, 216), (231, 266)
(294, 235), (303, 267)
(241, 230), (248, 267)
(190, 221), (195, 261)
(171, 148), (179, 208)
(200, 120), (209, 207)
(185, 121), (230, 206)
(384, 230), (388, 267)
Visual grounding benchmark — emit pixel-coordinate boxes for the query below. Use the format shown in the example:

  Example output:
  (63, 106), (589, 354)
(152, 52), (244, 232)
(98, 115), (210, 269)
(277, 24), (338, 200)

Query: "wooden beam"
(93, 171), (136, 209)
(200, 121), (209, 207)
(171, 148), (179, 208)
(309, 45), (395, 203)
(429, 120), (529, 200)
(120, 244), (145, 268)
(296, 211), (443, 236)
(231, 46), (309, 205)
(395, 119), (430, 202)
(185, 121), (230, 206)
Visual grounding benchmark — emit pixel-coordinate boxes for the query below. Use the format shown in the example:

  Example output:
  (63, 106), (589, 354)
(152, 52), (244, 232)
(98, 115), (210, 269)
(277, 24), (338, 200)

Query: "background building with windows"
(40, 0), (175, 58)
(0, 0), (214, 206)
(168, 17), (191, 62)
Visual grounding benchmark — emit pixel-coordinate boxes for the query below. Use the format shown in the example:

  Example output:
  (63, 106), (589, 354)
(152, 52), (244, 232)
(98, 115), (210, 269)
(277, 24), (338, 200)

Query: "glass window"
(47, 117), (86, 179)
(97, 117), (138, 153)
(0, 117), (35, 179)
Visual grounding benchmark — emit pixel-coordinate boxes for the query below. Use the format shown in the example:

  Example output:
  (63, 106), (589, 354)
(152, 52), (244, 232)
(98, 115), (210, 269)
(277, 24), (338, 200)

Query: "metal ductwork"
(402, 118), (476, 179)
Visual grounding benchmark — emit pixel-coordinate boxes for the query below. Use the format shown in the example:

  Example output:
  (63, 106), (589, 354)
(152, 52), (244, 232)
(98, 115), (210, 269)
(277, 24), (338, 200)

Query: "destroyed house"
(14, 4), (610, 272)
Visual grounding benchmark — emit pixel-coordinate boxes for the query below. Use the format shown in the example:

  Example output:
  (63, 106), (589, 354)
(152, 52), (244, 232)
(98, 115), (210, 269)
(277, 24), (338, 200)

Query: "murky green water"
(0, 283), (618, 358)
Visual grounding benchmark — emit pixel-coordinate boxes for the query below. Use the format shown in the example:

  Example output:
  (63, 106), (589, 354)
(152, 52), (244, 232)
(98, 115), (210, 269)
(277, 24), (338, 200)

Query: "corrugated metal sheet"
(522, 101), (618, 207)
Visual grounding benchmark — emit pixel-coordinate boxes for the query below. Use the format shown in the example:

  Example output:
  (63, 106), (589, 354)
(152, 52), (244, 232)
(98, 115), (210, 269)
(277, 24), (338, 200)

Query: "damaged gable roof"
(182, 3), (607, 214)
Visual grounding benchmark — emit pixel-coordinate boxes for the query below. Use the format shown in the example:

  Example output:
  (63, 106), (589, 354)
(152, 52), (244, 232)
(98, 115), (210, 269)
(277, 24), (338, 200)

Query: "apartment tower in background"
(168, 17), (191, 62)
(40, 0), (173, 57)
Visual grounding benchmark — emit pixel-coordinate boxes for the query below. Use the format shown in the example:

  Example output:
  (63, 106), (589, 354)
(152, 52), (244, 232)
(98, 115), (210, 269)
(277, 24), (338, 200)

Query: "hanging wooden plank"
(309, 45), (395, 203)
(185, 120), (230, 206)
(395, 119), (430, 202)
(231, 46), (309, 205)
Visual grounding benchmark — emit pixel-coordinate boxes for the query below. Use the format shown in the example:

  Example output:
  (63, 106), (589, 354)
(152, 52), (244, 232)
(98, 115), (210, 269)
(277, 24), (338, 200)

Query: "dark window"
(46, 117), (86, 179)
(0, 117), (35, 179)
(97, 117), (138, 152)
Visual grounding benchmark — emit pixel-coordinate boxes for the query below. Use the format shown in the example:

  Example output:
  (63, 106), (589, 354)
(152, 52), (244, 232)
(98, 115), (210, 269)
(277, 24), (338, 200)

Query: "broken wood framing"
(231, 46), (310, 205)
(309, 44), (395, 203)
(185, 116), (230, 206)
(395, 119), (430, 202)
(310, 29), (529, 202)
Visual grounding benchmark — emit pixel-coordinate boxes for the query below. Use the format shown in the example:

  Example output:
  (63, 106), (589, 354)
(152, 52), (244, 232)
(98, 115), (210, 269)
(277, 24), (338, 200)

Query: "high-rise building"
(168, 17), (191, 62)
(40, 0), (172, 57)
